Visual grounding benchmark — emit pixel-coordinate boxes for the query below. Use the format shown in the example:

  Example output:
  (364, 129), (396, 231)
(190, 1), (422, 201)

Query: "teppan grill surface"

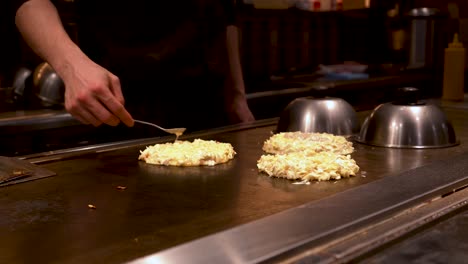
(1, 102), (468, 264)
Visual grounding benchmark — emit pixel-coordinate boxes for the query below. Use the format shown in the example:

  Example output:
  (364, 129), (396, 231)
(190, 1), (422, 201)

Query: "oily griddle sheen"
(258, 132), (359, 182)
(139, 139), (236, 166)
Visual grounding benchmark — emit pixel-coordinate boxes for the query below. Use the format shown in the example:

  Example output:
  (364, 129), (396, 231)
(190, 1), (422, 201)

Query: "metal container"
(276, 96), (360, 135)
(405, 7), (445, 69)
(12, 67), (33, 102)
(33, 62), (65, 107)
(357, 87), (458, 148)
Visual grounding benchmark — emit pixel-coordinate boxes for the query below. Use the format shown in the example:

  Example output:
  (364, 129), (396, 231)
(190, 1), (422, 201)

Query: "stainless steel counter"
(0, 101), (467, 263)
(0, 109), (78, 133)
(0, 110), (168, 157)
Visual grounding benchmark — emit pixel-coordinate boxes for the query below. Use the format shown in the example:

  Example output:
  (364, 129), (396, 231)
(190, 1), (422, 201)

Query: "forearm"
(15, 0), (88, 80)
(225, 25), (247, 98)
(15, 0), (133, 127)
(224, 25), (255, 123)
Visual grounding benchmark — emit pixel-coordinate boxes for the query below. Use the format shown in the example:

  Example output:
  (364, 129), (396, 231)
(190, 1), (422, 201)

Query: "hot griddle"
(1, 105), (468, 264)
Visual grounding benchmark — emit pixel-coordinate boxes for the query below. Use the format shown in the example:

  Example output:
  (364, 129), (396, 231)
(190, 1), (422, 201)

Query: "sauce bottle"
(442, 33), (466, 101)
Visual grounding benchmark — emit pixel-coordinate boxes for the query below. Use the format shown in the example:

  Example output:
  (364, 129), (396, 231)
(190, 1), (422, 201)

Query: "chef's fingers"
(93, 104), (120, 127)
(72, 106), (103, 127)
(65, 100), (102, 127)
(66, 94), (104, 126)
(95, 93), (133, 127)
(71, 113), (90, 125)
(75, 92), (119, 126)
(109, 73), (125, 105)
(107, 74), (134, 127)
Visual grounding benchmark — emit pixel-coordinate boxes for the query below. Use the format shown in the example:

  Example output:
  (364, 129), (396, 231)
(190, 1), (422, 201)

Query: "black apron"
(75, 0), (235, 131)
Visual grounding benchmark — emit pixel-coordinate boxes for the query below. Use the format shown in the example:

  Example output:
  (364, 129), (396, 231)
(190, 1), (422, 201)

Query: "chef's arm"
(15, 0), (133, 127)
(224, 25), (255, 123)
(15, 0), (85, 78)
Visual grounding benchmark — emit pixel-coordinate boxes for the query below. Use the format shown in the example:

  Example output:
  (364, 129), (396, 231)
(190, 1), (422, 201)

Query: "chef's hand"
(14, 0), (133, 127)
(226, 93), (255, 124)
(61, 59), (134, 127)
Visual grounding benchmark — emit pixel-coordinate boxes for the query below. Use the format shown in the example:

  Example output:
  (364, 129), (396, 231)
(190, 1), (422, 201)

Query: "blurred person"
(12, 0), (255, 131)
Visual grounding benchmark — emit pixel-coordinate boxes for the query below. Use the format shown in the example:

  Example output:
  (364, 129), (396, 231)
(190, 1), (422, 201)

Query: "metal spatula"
(134, 120), (186, 138)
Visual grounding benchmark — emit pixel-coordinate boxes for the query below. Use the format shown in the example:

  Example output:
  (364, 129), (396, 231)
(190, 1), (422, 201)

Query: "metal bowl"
(12, 67), (33, 100)
(276, 96), (360, 135)
(33, 62), (65, 107)
(357, 90), (458, 148)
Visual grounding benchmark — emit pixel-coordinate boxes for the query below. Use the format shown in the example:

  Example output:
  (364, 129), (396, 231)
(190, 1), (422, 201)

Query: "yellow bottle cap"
(449, 33), (464, 48)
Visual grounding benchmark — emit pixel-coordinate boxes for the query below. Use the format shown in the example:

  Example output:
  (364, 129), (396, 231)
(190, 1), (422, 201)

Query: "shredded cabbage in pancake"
(263, 132), (354, 155)
(139, 139), (236, 166)
(259, 132), (359, 182)
(257, 152), (359, 181)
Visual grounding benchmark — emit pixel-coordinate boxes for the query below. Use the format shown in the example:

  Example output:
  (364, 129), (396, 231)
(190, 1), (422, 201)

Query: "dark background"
(0, 0), (464, 93)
